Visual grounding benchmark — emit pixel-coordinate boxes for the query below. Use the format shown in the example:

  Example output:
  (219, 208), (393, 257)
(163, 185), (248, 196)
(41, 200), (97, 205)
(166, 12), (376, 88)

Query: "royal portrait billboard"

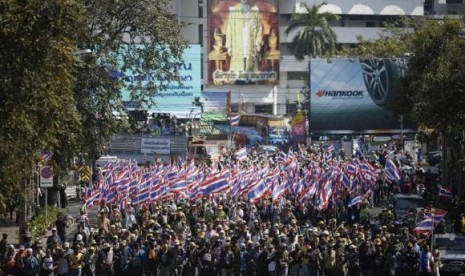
(309, 58), (416, 133)
(207, 0), (279, 85)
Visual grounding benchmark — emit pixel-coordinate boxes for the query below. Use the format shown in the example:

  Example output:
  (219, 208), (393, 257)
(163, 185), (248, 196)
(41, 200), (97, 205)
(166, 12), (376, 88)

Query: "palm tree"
(285, 2), (339, 60)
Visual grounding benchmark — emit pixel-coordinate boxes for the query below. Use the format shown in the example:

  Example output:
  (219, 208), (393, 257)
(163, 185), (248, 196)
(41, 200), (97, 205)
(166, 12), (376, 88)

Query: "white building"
(167, 0), (437, 117)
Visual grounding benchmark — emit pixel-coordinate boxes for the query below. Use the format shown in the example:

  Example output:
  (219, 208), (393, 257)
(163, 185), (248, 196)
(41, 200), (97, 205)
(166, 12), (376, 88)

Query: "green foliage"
(0, 0), (85, 190)
(285, 2), (339, 60)
(30, 207), (64, 239)
(403, 19), (465, 135)
(0, 0), (188, 212)
(72, 0), (188, 162)
(340, 18), (421, 58)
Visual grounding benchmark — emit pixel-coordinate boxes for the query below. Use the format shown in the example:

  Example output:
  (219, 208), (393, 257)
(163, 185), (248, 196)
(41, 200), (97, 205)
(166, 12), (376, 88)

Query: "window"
(198, 0), (203, 18)
(198, 24), (203, 47)
(200, 53), (204, 79)
(365, 21), (376, 27)
(287, 71), (308, 80)
(286, 103), (297, 115)
(255, 104), (272, 114)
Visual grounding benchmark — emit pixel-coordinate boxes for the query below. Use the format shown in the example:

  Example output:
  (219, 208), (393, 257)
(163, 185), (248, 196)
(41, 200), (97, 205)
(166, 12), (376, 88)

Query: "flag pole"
(430, 208), (435, 251)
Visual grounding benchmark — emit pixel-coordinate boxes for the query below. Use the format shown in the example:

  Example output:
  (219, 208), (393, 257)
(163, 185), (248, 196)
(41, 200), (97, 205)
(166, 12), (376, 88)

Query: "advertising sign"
(207, 0), (279, 85)
(141, 138), (170, 155)
(310, 58), (416, 133)
(201, 91), (229, 112)
(40, 166), (53, 188)
(119, 45), (201, 113)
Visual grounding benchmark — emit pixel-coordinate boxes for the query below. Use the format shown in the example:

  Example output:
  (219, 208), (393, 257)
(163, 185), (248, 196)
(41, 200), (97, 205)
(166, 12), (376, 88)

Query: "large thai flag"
(230, 114), (241, 126)
(439, 186), (453, 199)
(235, 147), (248, 161)
(132, 189), (151, 206)
(385, 158), (401, 182)
(85, 189), (101, 209)
(105, 190), (118, 206)
(247, 179), (270, 203)
(413, 218), (434, 235)
(200, 175), (229, 195)
(170, 179), (187, 193)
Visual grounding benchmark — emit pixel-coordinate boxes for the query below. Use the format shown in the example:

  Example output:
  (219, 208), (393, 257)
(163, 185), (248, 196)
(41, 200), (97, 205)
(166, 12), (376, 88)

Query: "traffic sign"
(40, 166), (53, 188)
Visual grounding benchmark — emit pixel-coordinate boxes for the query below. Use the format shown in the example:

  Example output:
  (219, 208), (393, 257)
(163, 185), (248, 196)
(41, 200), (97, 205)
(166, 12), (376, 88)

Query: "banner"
(207, 0), (279, 85)
(118, 45), (201, 113)
(141, 138), (170, 155)
(309, 58), (416, 133)
(290, 111), (306, 142)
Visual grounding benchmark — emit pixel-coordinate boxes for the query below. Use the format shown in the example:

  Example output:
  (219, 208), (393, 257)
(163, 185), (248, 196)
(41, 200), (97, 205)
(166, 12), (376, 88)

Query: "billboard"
(207, 0), (279, 85)
(120, 45), (201, 113)
(310, 58), (416, 133)
(201, 91), (229, 112)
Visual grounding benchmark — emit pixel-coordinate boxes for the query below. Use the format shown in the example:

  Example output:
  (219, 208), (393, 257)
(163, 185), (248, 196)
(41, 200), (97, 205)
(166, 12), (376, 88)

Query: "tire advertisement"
(309, 58), (416, 133)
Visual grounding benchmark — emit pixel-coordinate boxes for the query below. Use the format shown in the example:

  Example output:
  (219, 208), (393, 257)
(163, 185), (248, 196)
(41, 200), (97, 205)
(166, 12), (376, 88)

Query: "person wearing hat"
(96, 243), (113, 275)
(83, 245), (98, 276)
(22, 247), (40, 275)
(97, 210), (111, 233)
(46, 227), (62, 250)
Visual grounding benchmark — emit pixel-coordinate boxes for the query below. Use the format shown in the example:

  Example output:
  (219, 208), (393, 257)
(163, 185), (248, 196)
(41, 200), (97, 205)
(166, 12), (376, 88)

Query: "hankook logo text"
(316, 89), (364, 97)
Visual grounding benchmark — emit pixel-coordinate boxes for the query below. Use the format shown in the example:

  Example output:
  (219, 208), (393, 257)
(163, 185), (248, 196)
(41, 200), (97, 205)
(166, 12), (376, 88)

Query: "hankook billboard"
(310, 58), (416, 133)
(207, 0), (279, 85)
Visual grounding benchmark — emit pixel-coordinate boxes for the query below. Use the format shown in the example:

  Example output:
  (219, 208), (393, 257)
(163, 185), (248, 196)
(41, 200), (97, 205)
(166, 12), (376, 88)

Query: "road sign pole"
(45, 188), (48, 219)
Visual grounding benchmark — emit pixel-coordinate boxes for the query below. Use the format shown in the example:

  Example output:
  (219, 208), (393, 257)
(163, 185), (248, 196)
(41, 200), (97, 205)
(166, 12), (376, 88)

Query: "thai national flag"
(105, 190), (118, 205)
(413, 218), (434, 235)
(132, 189), (150, 206)
(235, 147), (248, 161)
(346, 164), (357, 175)
(85, 189), (100, 209)
(385, 158), (401, 182)
(439, 186), (453, 199)
(170, 179), (187, 193)
(318, 180), (333, 209)
(200, 176), (229, 196)
(230, 114), (241, 126)
(271, 183), (285, 201)
(423, 208), (447, 224)
(247, 179), (270, 203)
(347, 195), (363, 207)
(326, 144), (335, 152)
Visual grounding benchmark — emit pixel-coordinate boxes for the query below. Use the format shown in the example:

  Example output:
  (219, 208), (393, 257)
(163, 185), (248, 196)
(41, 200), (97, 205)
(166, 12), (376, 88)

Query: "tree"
(285, 2), (339, 60)
(71, 0), (188, 164)
(0, 0), (188, 217)
(403, 20), (465, 135)
(0, 0), (85, 225)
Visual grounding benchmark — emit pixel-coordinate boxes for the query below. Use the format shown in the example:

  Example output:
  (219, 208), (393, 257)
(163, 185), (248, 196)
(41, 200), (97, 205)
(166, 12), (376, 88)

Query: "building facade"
(168, 0), (458, 120)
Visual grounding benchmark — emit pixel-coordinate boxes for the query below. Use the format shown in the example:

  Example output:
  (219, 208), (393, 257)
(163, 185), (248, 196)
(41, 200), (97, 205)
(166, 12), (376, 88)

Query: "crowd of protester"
(0, 144), (457, 276)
